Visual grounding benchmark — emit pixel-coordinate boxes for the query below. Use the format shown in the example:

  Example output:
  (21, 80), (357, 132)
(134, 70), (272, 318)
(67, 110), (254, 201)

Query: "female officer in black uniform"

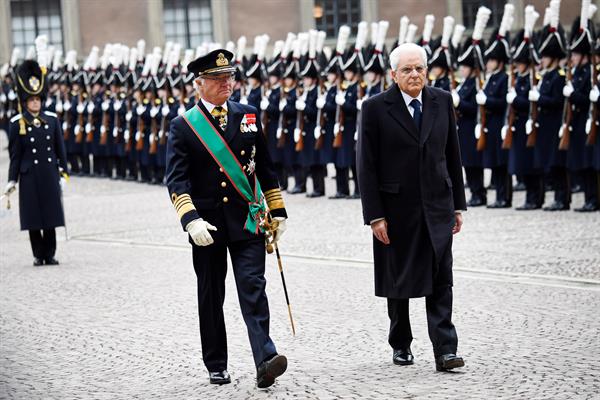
(5, 60), (69, 266)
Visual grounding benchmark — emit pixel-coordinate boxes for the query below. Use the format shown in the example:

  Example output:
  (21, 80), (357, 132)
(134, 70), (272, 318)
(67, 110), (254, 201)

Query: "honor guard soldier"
(529, 0), (570, 211)
(428, 17), (455, 92)
(454, 7), (491, 207)
(508, 6), (544, 210)
(5, 59), (69, 266)
(478, 4), (514, 208)
(230, 36), (247, 103)
(591, 37), (600, 199)
(566, 0), (597, 212)
(362, 21), (389, 98)
(165, 49), (288, 388)
(242, 35), (268, 111)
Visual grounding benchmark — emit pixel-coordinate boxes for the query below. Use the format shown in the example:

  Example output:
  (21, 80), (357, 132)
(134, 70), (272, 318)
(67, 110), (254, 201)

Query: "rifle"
(502, 63), (517, 150)
(332, 79), (345, 148)
(261, 81), (271, 130)
(124, 95), (133, 153)
(475, 68), (487, 152)
(586, 51), (599, 146)
(558, 60), (573, 151)
(62, 92), (72, 141)
(149, 96), (160, 155)
(113, 92), (125, 145)
(85, 93), (96, 144)
(314, 78), (327, 150)
(99, 90), (110, 146)
(159, 93), (170, 147)
(135, 98), (146, 152)
(526, 63), (540, 147)
(294, 85), (305, 152)
(74, 91), (85, 144)
(276, 86), (289, 148)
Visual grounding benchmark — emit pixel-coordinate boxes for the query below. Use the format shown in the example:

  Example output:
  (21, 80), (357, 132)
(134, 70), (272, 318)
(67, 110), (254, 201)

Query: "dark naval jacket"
(482, 70), (508, 168)
(8, 110), (68, 230)
(165, 100), (287, 244)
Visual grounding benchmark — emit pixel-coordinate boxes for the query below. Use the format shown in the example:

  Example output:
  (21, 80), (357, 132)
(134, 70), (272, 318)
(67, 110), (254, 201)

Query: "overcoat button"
(223, 197), (229, 203)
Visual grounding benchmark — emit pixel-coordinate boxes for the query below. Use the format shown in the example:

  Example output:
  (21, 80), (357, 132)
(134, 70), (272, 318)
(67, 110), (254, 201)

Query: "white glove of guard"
(295, 99), (306, 111)
(356, 99), (363, 111)
(314, 125), (322, 140)
(528, 89), (540, 102)
(240, 97), (248, 105)
(8, 90), (17, 100)
(476, 91), (487, 106)
(276, 127), (283, 139)
(86, 102), (95, 114)
(59, 177), (67, 191)
(63, 100), (71, 111)
(316, 96), (326, 109)
(562, 82), (574, 98)
(293, 127), (301, 143)
(125, 111), (132, 122)
(0, 93), (6, 103)
(101, 101), (110, 111)
(4, 180), (16, 194)
(161, 105), (170, 117)
(136, 105), (145, 115)
(451, 90), (460, 108)
(150, 107), (159, 118)
(85, 123), (92, 133)
(55, 101), (63, 113)
(260, 97), (269, 110)
(77, 103), (85, 114)
(525, 119), (534, 135)
(271, 217), (287, 244)
(590, 87), (599, 103)
(279, 99), (286, 111)
(335, 92), (346, 106)
(506, 89), (517, 104)
(113, 100), (122, 111)
(186, 218), (217, 246)
(178, 105), (186, 116)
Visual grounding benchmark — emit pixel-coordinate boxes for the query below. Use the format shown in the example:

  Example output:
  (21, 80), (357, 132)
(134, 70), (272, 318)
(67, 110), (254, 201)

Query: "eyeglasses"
(202, 74), (235, 83)
(398, 65), (427, 75)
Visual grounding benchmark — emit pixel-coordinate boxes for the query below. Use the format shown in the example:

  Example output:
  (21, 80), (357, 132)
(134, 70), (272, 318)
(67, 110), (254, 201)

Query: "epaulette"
(558, 69), (565, 77)
(536, 72), (542, 80)
(10, 114), (22, 123)
(341, 81), (349, 90)
(155, 98), (162, 106)
(283, 87), (291, 93)
(168, 97), (175, 104)
(44, 111), (57, 118)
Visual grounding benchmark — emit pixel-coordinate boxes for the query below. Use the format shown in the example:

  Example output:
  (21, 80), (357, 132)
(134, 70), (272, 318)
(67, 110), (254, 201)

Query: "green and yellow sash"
(183, 105), (266, 234)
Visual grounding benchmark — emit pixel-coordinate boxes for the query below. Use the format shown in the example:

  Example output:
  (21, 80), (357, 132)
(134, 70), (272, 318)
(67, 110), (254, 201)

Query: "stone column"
(0, 0), (11, 63)
(299, 0), (316, 31)
(211, 0), (229, 43)
(146, 0), (164, 48)
(61, 0), (81, 54)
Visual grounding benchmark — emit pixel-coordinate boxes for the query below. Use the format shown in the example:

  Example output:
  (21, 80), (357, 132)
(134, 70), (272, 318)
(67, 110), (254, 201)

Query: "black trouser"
(309, 165), (326, 194)
(127, 158), (138, 180)
(523, 173), (545, 207)
(292, 165), (307, 191)
(579, 168), (598, 206)
(350, 164), (360, 196)
(153, 165), (165, 184)
(550, 166), (570, 205)
(115, 157), (127, 179)
(68, 154), (81, 173)
(140, 165), (151, 182)
(491, 165), (512, 204)
(334, 166), (350, 196)
(274, 163), (288, 190)
(191, 238), (277, 371)
(29, 229), (56, 260)
(387, 285), (458, 357)
(464, 167), (486, 201)
(80, 154), (90, 174)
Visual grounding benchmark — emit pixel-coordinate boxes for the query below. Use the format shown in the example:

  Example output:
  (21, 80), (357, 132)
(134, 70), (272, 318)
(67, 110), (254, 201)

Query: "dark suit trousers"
(387, 284), (458, 357)
(192, 238), (277, 371)
(29, 229), (56, 260)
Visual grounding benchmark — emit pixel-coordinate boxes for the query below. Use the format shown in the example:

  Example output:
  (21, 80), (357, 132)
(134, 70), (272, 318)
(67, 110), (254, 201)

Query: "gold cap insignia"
(29, 76), (40, 91)
(216, 53), (228, 67)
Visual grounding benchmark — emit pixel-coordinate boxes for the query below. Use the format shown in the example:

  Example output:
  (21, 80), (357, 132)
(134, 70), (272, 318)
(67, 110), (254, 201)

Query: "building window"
(10, 0), (63, 52)
(164, 0), (212, 48)
(462, 0), (504, 30)
(314, 0), (361, 38)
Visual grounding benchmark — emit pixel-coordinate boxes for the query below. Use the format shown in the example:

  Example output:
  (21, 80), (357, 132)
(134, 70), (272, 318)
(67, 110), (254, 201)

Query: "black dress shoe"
(514, 182), (526, 191)
(435, 354), (464, 372)
(328, 192), (349, 199)
(515, 203), (541, 211)
(257, 354), (287, 389)
(574, 203), (599, 212)
(347, 192), (361, 199)
(288, 186), (306, 194)
(543, 201), (569, 211)
(393, 348), (414, 366)
(209, 370), (231, 385)
(45, 258), (59, 265)
(487, 200), (511, 209)
(33, 258), (44, 266)
(467, 197), (486, 207)
(306, 192), (324, 198)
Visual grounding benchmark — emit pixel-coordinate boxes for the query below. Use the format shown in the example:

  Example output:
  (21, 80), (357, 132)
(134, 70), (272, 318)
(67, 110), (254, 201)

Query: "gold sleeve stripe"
(177, 202), (197, 220)
(171, 192), (197, 220)
(267, 198), (285, 210)
(264, 189), (282, 197)
(264, 188), (285, 210)
(175, 199), (194, 212)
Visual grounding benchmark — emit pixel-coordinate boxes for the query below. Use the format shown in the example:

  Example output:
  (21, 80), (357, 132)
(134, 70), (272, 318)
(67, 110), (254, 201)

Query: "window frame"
(10, 0), (64, 51)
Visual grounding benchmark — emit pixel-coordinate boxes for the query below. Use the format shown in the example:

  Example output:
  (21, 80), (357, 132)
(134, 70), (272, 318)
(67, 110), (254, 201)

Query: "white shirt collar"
(400, 89), (423, 110)
(201, 98), (228, 114)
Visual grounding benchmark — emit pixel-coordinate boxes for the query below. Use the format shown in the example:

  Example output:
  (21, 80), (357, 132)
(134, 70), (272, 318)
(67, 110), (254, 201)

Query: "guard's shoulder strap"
(44, 111), (58, 118)
(10, 114), (22, 123)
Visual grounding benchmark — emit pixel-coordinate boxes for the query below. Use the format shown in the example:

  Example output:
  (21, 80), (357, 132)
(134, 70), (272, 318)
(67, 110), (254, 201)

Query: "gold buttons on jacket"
(223, 197), (229, 203)
(221, 181), (227, 187)
(219, 167), (223, 173)
(240, 150), (246, 156)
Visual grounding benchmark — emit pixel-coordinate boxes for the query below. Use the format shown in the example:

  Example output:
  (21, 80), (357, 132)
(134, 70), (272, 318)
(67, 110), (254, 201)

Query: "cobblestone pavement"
(1, 145), (599, 399)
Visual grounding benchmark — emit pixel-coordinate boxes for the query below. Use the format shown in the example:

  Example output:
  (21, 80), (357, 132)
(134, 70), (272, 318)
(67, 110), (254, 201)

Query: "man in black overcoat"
(357, 43), (467, 372)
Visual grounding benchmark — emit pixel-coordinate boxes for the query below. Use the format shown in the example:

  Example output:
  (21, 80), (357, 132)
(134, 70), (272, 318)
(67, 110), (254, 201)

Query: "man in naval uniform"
(165, 49), (288, 388)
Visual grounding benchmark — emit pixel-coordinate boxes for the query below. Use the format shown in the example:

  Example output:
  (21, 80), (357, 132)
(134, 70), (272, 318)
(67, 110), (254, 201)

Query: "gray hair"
(389, 43), (428, 71)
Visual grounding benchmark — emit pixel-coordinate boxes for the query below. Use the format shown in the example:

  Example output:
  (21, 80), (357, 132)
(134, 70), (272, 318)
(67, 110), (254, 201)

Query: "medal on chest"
(240, 113), (258, 133)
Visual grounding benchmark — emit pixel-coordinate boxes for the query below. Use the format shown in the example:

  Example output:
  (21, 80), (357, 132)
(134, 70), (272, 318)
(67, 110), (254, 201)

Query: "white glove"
(476, 91), (487, 106)
(293, 127), (301, 143)
(279, 99), (286, 112)
(260, 97), (269, 110)
(316, 96), (326, 109)
(356, 99), (363, 111)
(59, 177), (67, 191)
(333, 122), (341, 135)
(125, 111), (132, 122)
(585, 118), (592, 134)
(506, 89), (517, 104)
(525, 119), (534, 135)
(113, 100), (122, 111)
(77, 103), (85, 114)
(161, 105), (170, 117)
(150, 107), (159, 118)
(295, 99), (306, 111)
(186, 218), (217, 246)
(4, 180), (16, 194)
(101, 101), (110, 111)
(474, 124), (481, 139)
(562, 82), (574, 98)
(335, 92), (346, 106)
(62, 121), (67, 130)
(124, 129), (130, 141)
(112, 127), (119, 137)
(501, 125), (508, 140)
(55, 101), (63, 113)
(85, 123), (92, 133)
(63, 100), (71, 111)
(528, 89), (540, 102)
(240, 97), (248, 105)
(590, 87), (599, 103)
(8, 90), (17, 100)
(0, 93), (6, 103)
(354, 129), (358, 141)
(271, 217), (287, 243)
(451, 90), (460, 108)
(136, 105), (146, 115)
(45, 97), (53, 108)
(178, 105), (186, 116)
(276, 127), (283, 139)
(314, 125), (322, 140)
(86, 102), (95, 114)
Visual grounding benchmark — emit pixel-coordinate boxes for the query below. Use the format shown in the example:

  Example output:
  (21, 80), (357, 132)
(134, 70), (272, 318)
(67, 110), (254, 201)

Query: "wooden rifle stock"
(135, 102), (145, 152)
(475, 69), (487, 152)
(149, 98), (159, 155)
(276, 86), (289, 148)
(294, 86), (305, 152)
(75, 92), (85, 144)
(558, 61), (573, 151)
(502, 64), (517, 150)
(99, 92), (110, 146)
(314, 80), (326, 150)
(124, 98), (133, 153)
(526, 63), (540, 148)
(586, 52), (599, 146)
(332, 80), (345, 148)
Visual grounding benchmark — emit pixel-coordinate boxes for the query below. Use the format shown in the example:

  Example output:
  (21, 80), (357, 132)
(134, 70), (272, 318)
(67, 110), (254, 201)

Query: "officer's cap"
(187, 49), (236, 77)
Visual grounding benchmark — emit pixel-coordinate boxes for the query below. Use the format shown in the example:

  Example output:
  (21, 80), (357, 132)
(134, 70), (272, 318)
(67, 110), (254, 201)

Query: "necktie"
(211, 106), (227, 131)
(410, 99), (422, 131)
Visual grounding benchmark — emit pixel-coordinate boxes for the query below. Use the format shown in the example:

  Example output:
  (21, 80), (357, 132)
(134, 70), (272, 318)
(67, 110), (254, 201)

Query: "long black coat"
(482, 71), (508, 168)
(534, 68), (565, 172)
(8, 110), (69, 230)
(508, 73), (534, 175)
(357, 85), (466, 299)
(456, 77), (481, 167)
(566, 64), (593, 171)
